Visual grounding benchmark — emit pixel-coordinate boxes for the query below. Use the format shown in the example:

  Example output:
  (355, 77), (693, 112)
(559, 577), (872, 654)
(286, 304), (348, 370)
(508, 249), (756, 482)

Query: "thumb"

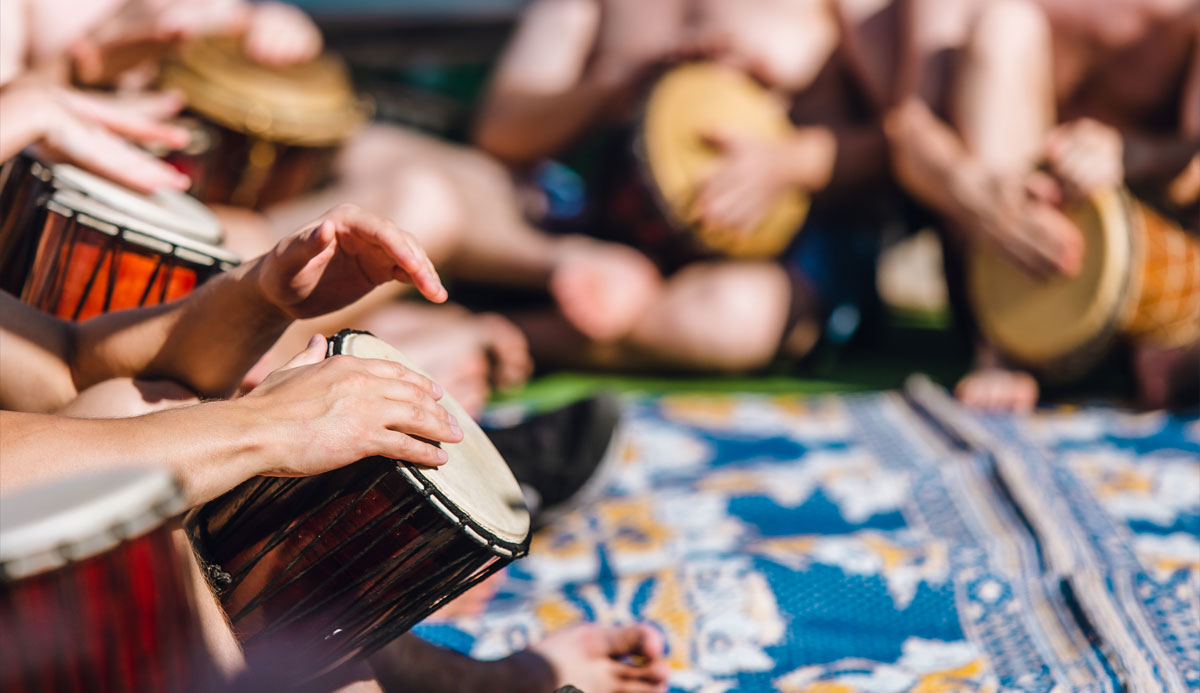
(276, 220), (336, 273)
(700, 127), (739, 151)
(281, 334), (328, 370)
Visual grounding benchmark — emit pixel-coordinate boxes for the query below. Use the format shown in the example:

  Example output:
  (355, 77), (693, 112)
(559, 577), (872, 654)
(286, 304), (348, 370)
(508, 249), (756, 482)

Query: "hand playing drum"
(191, 331), (529, 681)
(970, 187), (1200, 382)
(637, 62), (811, 258)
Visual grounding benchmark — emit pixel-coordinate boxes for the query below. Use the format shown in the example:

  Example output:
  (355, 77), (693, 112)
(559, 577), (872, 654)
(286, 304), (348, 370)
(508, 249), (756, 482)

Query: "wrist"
(164, 399), (272, 507)
(783, 128), (836, 191)
(238, 257), (297, 329)
(195, 399), (273, 502)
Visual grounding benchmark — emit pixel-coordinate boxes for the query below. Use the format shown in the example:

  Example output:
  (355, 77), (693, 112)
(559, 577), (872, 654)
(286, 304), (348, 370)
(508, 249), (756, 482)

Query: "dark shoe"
(484, 393), (623, 529)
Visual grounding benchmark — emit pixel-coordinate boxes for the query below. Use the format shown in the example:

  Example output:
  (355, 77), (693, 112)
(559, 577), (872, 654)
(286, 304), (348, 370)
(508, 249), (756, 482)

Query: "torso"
(1046, 4), (1197, 131)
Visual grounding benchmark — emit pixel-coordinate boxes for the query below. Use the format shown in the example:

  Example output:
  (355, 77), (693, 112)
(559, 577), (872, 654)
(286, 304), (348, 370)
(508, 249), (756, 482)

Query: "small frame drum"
(633, 62), (810, 259)
(970, 188), (1200, 381)
(0, 468), (205, 692)
(188, 330), (530, 680)
(160, 36), (367, 210)
(0, 156), (238, 321)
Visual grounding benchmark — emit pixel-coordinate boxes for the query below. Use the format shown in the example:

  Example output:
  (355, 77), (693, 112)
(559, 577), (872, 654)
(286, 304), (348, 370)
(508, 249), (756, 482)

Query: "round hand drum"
(970, 188), (1200, 380)
(0, 157), (238, 321)
(0, 468), (206, 693)
(637, 62), (810, 259)
(188, 330), (531, 681)
(160, 36), (367, 210)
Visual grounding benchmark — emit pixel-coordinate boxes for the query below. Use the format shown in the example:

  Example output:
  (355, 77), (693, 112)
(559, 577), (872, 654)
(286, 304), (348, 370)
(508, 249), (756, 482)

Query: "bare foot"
(955, 367), (1040, 413)
(426, 573), (505, 622)
(360, 307), (533, 419)
(550, 238), (663, 342)
(504, 624), (670, 693)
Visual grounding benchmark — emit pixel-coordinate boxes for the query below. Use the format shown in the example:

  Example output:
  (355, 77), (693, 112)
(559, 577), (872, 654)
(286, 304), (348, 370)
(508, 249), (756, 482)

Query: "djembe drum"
(160, 36), (367, 210)
(970, 188), (1200, 380)
(0, 157), (238, 321)
(188, 330), (530, 680)
(632, 62), (810, 259)
(0, 468), (206, 692)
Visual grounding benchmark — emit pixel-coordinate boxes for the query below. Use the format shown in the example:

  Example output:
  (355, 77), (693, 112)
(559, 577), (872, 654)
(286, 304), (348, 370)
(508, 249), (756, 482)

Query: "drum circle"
(0, 468), (207, 692)
(188, 330), (531, 682)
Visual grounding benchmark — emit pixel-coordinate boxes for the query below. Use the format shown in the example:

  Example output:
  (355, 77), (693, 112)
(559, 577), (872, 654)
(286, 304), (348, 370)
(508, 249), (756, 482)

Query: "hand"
(689, 129), (791, 238)
(505, 623), (670, 693)
(1044, 118), (1124, 201)
(243, 2), (323, 66)
(237, 335), (463, 475)
(28, 85), (191, 192)
(956, 169), (1084, 278)
(257, 204), (449, 319)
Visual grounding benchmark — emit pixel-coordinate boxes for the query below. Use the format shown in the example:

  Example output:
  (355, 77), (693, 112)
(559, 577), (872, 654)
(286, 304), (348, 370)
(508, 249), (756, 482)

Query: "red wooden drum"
(971, 188), (1200, 380)
(0, 156), (238, 321)
(159, 36), (367, 210)
(188, 330), (531, 680)
(0, 468), (206, 692)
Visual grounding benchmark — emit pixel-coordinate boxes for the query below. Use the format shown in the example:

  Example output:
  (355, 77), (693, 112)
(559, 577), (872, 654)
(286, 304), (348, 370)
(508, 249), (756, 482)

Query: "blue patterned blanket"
(415, 390), (1200, 692)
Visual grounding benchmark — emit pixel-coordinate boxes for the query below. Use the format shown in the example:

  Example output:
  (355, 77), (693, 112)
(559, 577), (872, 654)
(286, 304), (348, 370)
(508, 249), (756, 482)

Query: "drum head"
(48, 187), (241, 268)
(329, 331), (531, 548)
(161, 36), (366, 147)
(969, 188), (1134, 372)
(641, 62), (809, 258)
(51, 162), (223, 245)
(0, 468), (184, 580)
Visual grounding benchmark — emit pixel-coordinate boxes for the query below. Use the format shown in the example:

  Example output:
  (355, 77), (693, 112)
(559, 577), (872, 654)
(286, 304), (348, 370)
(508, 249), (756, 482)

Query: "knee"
(667, 263), (792, 372)
(58, 378), (200, 418)
(968, 0), (1052, 63)
(387, 164), (464, 264)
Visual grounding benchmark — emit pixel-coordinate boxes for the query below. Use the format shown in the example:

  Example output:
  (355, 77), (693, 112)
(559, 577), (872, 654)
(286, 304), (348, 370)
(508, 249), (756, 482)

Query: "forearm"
(883, 98), (990, 223)
(475, 78), (627, 166)
(781, 123), (890, 195)
(0, 403), (265, 507)
(72, 259), (291, 398)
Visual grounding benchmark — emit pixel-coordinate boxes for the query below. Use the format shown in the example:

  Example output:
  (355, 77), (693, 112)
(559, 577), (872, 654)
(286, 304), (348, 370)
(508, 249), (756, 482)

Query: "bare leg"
(291, 125), (664, 342)
(56, 377), (200, 417)
(518, 260), (815, 373)
(941, 0), (1073, 408)
(172, 526), (247, 684)
(369, 624), (669, 693)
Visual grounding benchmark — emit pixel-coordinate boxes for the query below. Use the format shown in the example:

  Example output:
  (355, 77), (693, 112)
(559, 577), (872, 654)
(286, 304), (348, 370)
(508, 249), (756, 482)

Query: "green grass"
(493, 316), (971, 411)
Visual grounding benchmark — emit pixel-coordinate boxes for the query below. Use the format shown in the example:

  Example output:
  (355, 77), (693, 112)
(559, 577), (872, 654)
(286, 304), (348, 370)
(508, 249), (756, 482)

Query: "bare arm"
(474, 0), (613, 166)
(0, 204), (448, 412)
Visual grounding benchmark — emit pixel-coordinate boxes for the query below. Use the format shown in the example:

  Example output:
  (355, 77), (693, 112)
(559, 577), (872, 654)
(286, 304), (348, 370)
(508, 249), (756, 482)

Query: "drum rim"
(160, 39), (366, 147)
(0, 467), (185, 580)
(46, 160), (224, 245)
(47, 187), (241, 268)
(327, 330), (531, 555)
(969, 187), (1135, 377)
(637, 61), (809, 259)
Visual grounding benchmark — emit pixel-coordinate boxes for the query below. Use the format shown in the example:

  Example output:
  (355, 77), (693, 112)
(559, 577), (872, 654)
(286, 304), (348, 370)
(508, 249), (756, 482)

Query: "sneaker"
(484, 393), (623, 529)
